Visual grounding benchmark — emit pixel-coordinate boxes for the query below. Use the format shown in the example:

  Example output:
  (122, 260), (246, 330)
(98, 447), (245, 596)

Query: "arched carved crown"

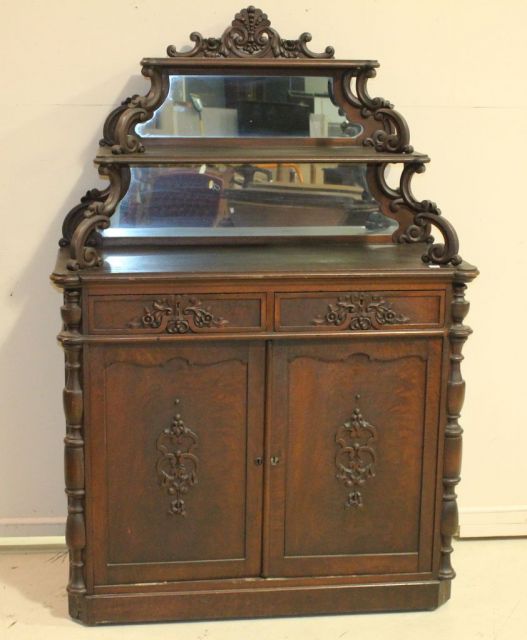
(166, 6), (334, 59)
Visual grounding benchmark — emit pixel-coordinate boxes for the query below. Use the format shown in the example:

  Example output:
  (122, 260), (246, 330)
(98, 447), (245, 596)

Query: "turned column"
(439, 278), (472, 579)
(59, 289), (86, 611)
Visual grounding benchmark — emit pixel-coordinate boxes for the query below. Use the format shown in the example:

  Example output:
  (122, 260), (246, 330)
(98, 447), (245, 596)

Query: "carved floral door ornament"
(314, 293), (409, 331)
(156, 400), (199, 516)
(335, 395), (377, 508)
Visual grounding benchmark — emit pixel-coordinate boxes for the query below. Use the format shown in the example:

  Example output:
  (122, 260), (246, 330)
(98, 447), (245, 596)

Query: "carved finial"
(166, 6), (334, 59)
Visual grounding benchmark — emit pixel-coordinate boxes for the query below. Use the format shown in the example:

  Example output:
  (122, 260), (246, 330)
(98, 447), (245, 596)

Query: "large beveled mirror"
(136, 74), (362, 139)
(106, 162), (397, 241)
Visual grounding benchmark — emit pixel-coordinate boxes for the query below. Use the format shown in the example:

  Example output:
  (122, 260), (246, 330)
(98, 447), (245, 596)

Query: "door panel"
(264, 337), (441, 577)
(86, 342), (265, 585)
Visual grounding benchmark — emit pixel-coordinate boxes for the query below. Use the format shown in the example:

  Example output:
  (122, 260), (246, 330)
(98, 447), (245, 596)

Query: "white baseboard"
(0, 516), (66, 538)
(0, 535), (66, 551)
(1, 509), (525, 546)
(459, 507), (527, 538)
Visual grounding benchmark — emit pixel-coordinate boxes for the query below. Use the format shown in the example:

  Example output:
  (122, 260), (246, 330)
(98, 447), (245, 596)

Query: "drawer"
(87, 292), (266, 334)
(275, 290), (445, 332)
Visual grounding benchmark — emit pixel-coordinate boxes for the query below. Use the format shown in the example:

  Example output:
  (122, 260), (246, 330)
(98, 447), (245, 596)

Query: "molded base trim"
(71, 580), (449, 625)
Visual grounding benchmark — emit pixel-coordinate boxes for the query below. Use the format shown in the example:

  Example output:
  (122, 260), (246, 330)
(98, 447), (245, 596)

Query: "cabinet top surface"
(51, 243), (477, 286)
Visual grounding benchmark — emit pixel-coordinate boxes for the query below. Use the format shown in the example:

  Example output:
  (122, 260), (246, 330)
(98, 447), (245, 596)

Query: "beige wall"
(1, 0), (526, 538)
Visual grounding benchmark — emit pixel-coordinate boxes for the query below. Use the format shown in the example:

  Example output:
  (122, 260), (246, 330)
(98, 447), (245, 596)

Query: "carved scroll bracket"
(335, 394), (377, 508)
(376, 162), (462, 266)
(166, 6), (334, 59)
(156, 400), (199, 516)
(342, 67), (413, 154)
(100, 65), (169, 155)
(66, 165), (129, 271)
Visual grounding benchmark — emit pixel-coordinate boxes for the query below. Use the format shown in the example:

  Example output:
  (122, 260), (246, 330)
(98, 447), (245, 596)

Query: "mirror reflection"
(110, 163), (396, 238)
(136, 75), (362, 138)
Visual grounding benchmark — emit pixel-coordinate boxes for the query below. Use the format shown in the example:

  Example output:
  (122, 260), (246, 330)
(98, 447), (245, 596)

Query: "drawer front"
(275, 290), (445, 332)
(87, 293), (266, 334)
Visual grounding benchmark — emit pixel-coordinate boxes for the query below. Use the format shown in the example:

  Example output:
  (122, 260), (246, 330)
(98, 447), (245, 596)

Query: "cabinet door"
(86, 342), (264, 585)
(264, 337), (442, 578)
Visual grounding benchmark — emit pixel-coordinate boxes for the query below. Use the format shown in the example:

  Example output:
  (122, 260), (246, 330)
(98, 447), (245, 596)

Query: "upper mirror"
(136, 75), (361, 139)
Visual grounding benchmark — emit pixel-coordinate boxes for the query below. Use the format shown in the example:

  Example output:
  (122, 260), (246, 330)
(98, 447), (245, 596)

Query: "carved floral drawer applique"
(128, 295), (228, 334)
(313, 293), (409, 331)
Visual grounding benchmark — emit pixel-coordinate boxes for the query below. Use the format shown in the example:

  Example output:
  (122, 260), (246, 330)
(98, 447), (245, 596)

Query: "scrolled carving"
(156, 400), (199, 516)
(101, 65), (169, 155)
(60, 290), (86, 599)
(440, 279), (472, 579)
(128, 295), (229, 334)
(66, 165), (129, 271)
(60, 187), (110, 249)
(166, 6), (334, 59)
(313, 293), (409, 331)
(364, 108), (412, 153)
(341, 67), (413, 153)
(376, 162), (462, 266)
(335, 395), (377, 508)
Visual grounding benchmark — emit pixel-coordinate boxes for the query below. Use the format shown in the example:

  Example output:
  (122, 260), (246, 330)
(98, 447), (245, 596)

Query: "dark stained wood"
(51, 243), (478, 285)
(86, 342), (265, 585)
(87, 292), (266, 334)
(141, 58), (378, 68)
(77, 580), (445, 624)
(275, 290), (445, 331)
(51, 6), (478, 626)
(263, 338), (441, 578)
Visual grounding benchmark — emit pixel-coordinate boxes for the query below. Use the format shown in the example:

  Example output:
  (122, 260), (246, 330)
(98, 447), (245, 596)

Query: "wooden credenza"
(53, 244), (476, 624)
(51, 5), (477, 625)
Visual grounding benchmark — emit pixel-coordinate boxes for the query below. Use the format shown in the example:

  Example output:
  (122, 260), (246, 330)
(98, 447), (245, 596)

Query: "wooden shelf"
(95, 143), (430, 165)
(141, 58), (379, 70)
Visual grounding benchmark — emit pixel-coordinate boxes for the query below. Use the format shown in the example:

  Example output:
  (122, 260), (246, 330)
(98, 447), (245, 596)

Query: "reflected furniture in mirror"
(51, 6), (478, 625)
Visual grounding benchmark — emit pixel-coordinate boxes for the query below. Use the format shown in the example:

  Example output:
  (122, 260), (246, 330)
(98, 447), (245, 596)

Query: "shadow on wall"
(0, 75), (145, 535)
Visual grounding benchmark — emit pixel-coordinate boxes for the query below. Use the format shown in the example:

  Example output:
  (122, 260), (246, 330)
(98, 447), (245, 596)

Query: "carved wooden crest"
(166, 6), (334, 59)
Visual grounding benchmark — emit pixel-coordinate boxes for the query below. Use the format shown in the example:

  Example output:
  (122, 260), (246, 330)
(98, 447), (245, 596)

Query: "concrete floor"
(1, 539), (526, 639)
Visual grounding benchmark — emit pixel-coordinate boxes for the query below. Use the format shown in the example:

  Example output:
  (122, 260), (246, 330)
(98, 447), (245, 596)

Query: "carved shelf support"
(335, 395), (377, 508)
(100, 66), (169, 155)
(376, 162), (462, 266)
(156, 400), (199, 516)
(60, 290), (86, 608)
(313, 293), (409, 330)
(66, 165), (129, 271)
(166, 6), (334, 59)
(439, 279), (472, 579)
(342, 67), (413, 153)
(128, 295), (229, 334)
